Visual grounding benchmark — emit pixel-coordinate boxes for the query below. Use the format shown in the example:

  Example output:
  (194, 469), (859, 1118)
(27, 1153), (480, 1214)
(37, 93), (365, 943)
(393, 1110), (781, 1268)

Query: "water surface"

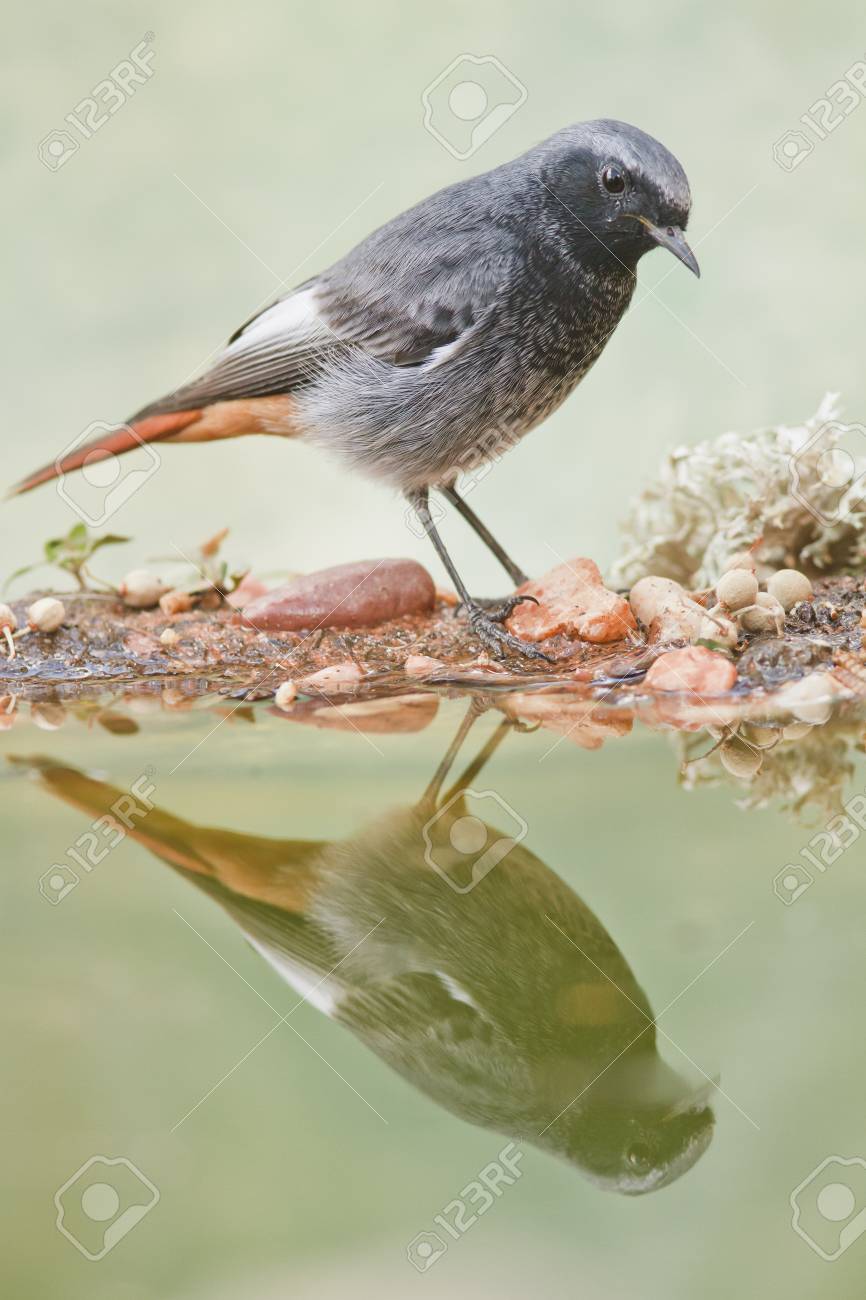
(4, 692), (866, 1297)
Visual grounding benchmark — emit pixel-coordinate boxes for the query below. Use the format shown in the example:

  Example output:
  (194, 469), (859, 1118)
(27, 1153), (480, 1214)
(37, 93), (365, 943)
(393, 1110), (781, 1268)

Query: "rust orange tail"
(8, 410), (203, 497)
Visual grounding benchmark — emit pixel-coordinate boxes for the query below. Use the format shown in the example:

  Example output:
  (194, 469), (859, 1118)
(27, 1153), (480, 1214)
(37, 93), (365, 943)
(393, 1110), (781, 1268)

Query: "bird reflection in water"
(16, 705), (714, 1194)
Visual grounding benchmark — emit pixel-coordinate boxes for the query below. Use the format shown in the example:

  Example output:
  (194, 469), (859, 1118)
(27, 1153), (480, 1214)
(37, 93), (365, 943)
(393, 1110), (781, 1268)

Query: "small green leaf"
(88, 534), (131, 555)
(697, 638), (733, 657)
(3, 562), (38, 593)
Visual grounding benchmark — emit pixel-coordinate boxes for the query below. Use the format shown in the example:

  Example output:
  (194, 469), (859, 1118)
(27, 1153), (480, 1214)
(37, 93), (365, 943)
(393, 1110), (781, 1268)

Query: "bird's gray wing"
(132, 188), (517, 419)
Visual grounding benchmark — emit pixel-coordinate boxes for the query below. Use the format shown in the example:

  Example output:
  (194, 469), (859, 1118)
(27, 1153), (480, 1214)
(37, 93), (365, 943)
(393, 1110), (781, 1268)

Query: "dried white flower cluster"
(612, 394), (866, 588)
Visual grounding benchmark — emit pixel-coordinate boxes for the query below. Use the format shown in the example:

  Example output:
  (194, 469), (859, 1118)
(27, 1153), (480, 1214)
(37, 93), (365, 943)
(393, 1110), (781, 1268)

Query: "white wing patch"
(231, 286), (326, 352)
(420, 322), (477, 371)
(244, 935), (340, 1017)
(436, 972), (480, 1011)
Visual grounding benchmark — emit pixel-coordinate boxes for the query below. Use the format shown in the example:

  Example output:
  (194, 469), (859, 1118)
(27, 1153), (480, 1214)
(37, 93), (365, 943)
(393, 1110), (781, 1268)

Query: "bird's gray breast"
(299, 264), (635, 490)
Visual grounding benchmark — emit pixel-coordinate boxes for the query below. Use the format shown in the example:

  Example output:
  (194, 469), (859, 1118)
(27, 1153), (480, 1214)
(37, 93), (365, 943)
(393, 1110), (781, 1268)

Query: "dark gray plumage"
(141, 119), (696, 493)
(16, 119), (698, 658)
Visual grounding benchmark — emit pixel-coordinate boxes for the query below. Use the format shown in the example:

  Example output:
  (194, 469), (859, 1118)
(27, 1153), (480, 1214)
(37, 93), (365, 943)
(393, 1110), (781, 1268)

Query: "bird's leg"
(420, 697), (489, 807)
(420, 700), (517, 812)
(406, 487), (551, 662)
(440, 485), (529, 588)
(441, 717), (514, 804)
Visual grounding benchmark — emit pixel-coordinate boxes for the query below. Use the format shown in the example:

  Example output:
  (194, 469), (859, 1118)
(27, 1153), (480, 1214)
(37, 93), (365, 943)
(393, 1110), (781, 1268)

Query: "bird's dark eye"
(626, 1142), (653, 1173)
(601, 165), (626, 195)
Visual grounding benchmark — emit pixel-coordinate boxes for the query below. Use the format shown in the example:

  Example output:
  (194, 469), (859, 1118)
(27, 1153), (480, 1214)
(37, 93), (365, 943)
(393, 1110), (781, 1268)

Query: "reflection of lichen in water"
(612, 395), (866, 589)
(677, 715), (863, 822)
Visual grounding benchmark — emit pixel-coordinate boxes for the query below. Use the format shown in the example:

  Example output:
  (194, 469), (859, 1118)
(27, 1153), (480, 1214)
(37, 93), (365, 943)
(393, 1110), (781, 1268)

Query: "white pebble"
(782, 721), (813, 741)
(766, 569), (813, 612)
(27, 596), (65, 633)
(31, 702), (66, 731)
(740, 592), (785, 633)
(776, 673), (835, 725)
(274, 680), (298, 710)
(719, 737), (762, 779)
(716, 569), (759, 612)
(120, 570), (170, 609)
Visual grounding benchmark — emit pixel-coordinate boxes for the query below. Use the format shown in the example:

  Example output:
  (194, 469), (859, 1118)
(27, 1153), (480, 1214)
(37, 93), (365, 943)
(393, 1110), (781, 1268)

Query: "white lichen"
(612, 395), (866, 588)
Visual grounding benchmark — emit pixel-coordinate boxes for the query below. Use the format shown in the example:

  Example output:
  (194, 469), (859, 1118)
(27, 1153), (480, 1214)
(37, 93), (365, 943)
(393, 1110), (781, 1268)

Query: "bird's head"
(537, 1075), (716, 1195)
(535, 119), (699, 278)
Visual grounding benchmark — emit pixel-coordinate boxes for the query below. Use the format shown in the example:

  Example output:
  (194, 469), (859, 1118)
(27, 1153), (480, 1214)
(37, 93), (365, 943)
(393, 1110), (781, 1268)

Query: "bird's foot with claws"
(465, 598), (552, 662)
(457, 592), (539, 618)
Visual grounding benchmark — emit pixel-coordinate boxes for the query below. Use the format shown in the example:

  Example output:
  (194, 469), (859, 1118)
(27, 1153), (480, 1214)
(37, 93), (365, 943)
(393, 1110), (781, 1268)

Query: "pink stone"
(404, 654), (446, 677)
(226, 575), (269, 609)
(506, 558), (637, 644)
(279, 693), (438, 734)
(628, 576), (703, 645)
(299, 662), (364, 693)
(503, 691), (632, 750)
(644, 645), (737, 695)
(240, 558), (435, 631)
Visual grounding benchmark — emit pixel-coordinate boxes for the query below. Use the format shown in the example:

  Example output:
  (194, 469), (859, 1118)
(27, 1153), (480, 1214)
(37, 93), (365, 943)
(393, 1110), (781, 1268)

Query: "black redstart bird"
(13, 119), (698, 658)
(15, 705), (714, 1192)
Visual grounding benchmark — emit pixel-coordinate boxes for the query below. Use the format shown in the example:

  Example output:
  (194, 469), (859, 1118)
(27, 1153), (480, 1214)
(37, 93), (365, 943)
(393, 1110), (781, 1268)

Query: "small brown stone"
(404, 654), (447, 677)
(240, 558), (435, 631)
(299, 661), (364, 693)
(503, 691), (633, 749)
(281, 693), (438, 734)
(226, 575), (270, 609)
(644, 645), (737, 696)
(506, 559), (637, 644)
(159, 589), (194, 617)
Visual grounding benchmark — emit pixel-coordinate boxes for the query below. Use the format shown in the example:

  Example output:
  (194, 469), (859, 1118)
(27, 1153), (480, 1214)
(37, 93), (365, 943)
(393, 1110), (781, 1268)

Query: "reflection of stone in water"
(678, 709), (860, 819)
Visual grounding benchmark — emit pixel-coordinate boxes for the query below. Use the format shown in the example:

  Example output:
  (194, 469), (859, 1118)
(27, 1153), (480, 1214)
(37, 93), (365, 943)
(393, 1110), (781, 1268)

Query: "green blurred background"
(5, 0), (865, 588)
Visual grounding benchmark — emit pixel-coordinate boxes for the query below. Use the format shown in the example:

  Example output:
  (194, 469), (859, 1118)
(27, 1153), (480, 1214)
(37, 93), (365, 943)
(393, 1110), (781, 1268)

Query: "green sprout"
(5, 523), (129, 593)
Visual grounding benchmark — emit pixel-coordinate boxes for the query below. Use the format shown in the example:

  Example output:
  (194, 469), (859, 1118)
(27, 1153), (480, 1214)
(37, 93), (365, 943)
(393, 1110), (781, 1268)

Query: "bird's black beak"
(645, 222), (700, 277)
